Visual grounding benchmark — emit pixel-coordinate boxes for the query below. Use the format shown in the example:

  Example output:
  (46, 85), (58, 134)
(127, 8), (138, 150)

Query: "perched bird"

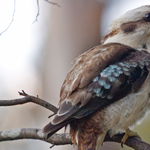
(43, 5), (150, 150)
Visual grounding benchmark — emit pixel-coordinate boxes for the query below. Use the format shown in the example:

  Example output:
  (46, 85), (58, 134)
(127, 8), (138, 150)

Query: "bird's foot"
(121, 128), (141, 147)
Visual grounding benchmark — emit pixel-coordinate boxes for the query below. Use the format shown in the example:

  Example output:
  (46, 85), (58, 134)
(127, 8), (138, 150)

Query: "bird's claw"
(121, 128), (141, 147)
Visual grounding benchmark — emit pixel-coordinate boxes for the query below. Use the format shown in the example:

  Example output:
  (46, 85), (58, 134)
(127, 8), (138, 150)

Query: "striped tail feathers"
(42, 99), (81, 138)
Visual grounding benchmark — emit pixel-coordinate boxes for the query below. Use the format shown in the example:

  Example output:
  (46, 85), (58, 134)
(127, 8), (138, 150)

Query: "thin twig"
(0, 0), (60, 35)
(33, 0), (40, 23)
(50, 144), (55, 149)
(0, 90), (58, 113)
(48, 113), (55, 118)
(18, 90), (28, 96)
(32, 0), (60, 24)
(45, 0), (61, 7)
(0, 0), (16, 36)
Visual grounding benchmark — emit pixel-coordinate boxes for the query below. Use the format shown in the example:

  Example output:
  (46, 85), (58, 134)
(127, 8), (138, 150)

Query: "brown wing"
(60, 43), (136, 103)
(43, 43), (150, 137)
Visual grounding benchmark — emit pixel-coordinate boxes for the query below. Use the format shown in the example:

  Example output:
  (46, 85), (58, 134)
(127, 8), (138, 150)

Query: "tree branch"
(0, 128), (71, 145)
(0, 90), (58, 113)
(0, 91), (150, 149)
(104, 133), (150, 150)
(0, 128), (150, 150)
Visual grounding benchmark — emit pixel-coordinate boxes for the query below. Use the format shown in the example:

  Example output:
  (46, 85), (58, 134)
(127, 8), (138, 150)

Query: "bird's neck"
(102, 30), (150, 53)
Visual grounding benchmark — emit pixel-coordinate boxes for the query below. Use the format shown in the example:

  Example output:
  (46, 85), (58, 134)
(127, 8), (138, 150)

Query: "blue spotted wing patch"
(88, 64), (124, 99)
(87, 53), (149, 100)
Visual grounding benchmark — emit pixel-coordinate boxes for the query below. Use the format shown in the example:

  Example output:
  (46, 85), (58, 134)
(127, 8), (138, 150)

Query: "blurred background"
(0, 0), (150, 150)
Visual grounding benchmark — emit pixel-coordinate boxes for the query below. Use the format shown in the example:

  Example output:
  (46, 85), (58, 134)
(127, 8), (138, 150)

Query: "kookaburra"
(43, 5), (150, 150)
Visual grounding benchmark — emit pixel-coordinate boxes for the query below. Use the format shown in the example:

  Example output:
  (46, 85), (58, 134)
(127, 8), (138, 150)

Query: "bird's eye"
(144, 13), (150, 22)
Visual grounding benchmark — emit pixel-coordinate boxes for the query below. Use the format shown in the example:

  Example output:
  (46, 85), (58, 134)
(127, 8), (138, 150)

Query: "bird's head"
(101, 5), (150, 51)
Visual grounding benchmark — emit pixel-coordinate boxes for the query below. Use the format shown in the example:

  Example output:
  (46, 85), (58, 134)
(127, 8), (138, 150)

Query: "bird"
(43, 5), (150, 150)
